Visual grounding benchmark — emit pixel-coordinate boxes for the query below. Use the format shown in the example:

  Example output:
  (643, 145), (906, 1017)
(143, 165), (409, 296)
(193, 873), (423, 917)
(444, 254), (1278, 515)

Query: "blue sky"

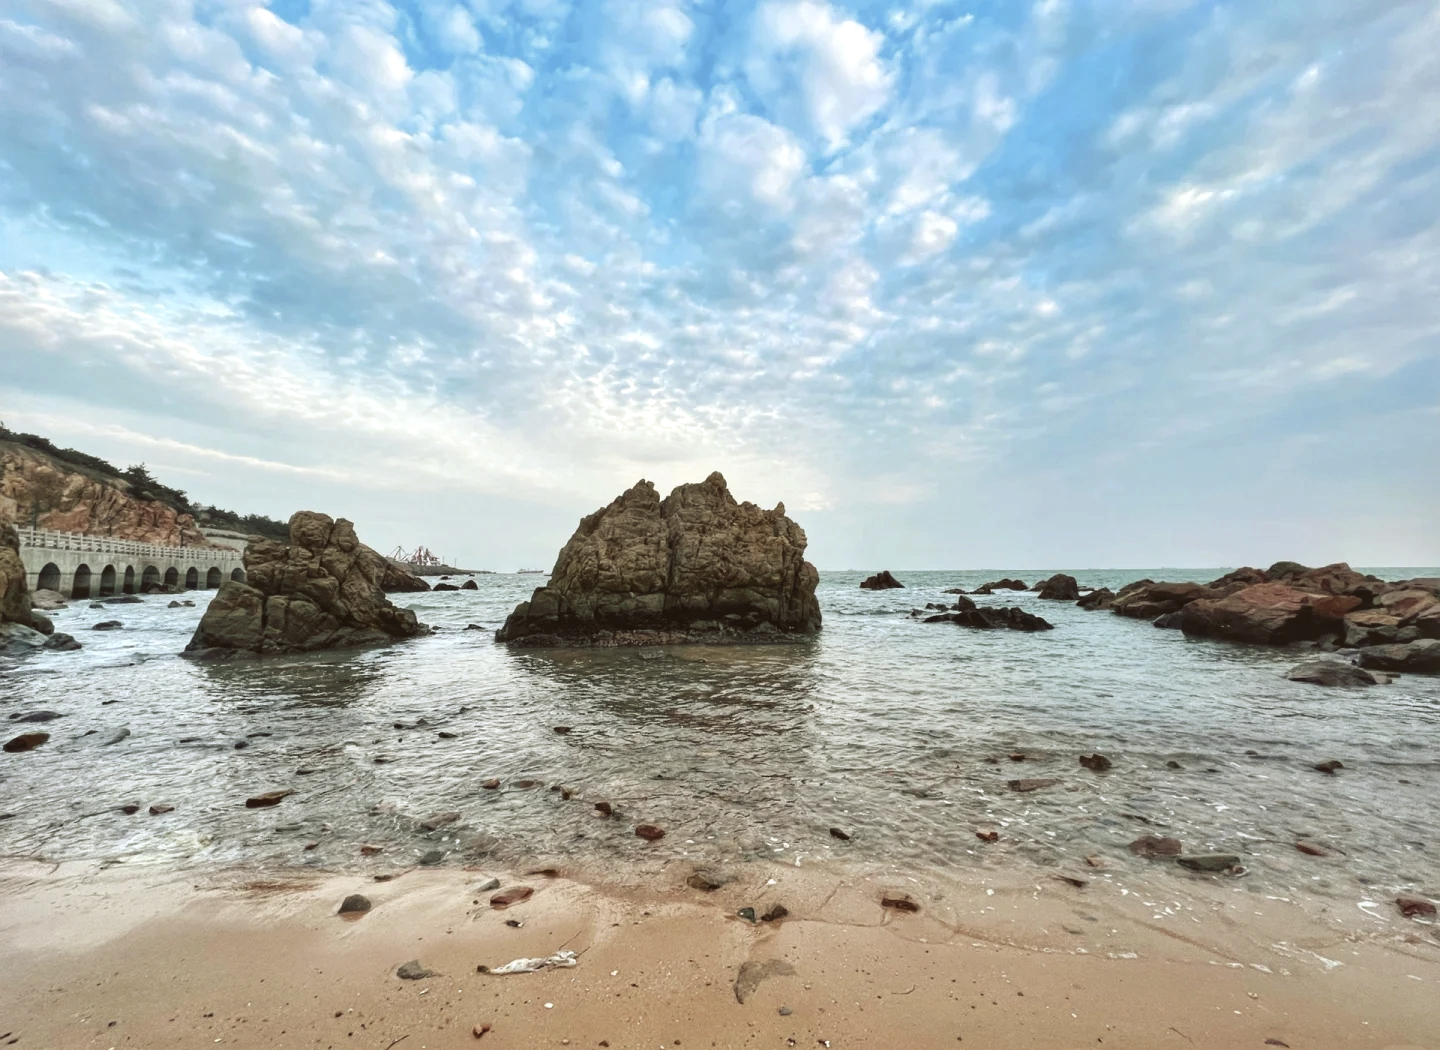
(1, 0), (1437, 570)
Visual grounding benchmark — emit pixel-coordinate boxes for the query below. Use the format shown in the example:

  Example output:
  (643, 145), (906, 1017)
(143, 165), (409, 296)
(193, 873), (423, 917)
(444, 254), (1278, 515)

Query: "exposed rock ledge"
(496, 472), (821, 647)
(185, 512), (426, 658)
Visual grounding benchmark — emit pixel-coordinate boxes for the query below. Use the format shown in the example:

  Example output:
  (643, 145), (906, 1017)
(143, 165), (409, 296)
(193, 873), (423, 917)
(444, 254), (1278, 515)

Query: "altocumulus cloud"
(0, 0), (1437, 569)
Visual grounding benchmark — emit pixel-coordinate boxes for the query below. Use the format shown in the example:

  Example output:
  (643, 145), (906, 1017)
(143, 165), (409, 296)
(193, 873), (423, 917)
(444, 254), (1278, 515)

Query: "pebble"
(1078, 753), (1112, 771)
(1295, 840), (1330, 857)
(475, 877), (501, 892)
(482, 778), (501, 790)
(880, 891), (920, 913)
(338, 894), (372, 915)
(396, 959), (435, 980)
(149, 803), (174, 815)
(419, 850), (446, 865)
(244, 790), (292, 808)
(1128, 835), (1182, 858)
(761, 904), (789, 922)
(118, 802), (141, 815)
(1313, 759), (1345, 774)
(420, 811), (461, 831)
(1177, 854), (1241, 873)
(1397, 895), (1437, 918)
(828, 827), (851, 841)
(1007, 778), (1059, 792)
(635, 823), (665, 841)
(490, 886), (534, 908)
(91, 620), (123, 631)
(687, 870), (729, 891)
(594, 801), (613, 817)
(472, 1023), (492, 1039)
(553, 726), (572, 734)
(975, 829), (999, 843)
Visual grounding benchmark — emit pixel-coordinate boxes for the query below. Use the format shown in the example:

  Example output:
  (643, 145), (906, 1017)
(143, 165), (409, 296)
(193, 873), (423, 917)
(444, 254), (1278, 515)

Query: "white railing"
(14, 525), (244, 564)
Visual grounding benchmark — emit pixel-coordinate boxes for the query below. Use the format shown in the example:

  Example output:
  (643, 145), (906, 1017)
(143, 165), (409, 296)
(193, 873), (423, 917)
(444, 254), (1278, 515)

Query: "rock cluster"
(974, 578), (1027, 594)
(924, 604), (1053, 632)
(495, 473), (821, 647)
(1100, 562), (1439, 657)
(859, 570), (904, 590)
(1033, 573), (1079, 600)
(184, 511), (426, 658)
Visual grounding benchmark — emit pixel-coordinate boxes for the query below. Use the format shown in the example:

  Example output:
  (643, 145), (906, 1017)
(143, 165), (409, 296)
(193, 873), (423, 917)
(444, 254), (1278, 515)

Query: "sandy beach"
(2, 857), (1436, 1050)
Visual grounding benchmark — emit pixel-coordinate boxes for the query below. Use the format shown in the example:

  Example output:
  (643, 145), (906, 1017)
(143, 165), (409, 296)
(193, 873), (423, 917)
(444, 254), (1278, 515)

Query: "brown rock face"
(1034, 573), (1079, 600)
(859, 570), (904, 590)
(1110, 581), (1214, 620)
(1179, 582), (1361, 645)
(184, 511), (426, 658)
(0, 444), (209, 546)
(380, 559), (431, 593)
(495, 472), (821, 647)
(0, 524), (34, 628)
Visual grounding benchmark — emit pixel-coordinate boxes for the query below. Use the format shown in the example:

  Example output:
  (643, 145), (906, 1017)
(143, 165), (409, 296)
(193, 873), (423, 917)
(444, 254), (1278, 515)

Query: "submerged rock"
(496, 473), (820, 647)
(396, 959), (435, 980)
(380, 560), (431, 593)
(860, 571), (904, 590)
(338, 894), (372, 915)
(1356, 639), (1440, 674)
(1177, 853), (1241, 873)
(734, 959), (797, 1004)
(0, 622), (47, 654)
(1076, 587), (1115, 610)
(1285, 660), (1383, 687)
(927, 606), (1053, 632)
(3, 731), (49, 752)
(1128, 835), (1182, 857)
(184, 511), (426, 658)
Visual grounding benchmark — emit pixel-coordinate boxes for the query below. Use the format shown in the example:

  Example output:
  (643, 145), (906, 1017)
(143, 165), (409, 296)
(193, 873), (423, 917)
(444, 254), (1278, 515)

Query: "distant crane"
(388, 544), (444, 567)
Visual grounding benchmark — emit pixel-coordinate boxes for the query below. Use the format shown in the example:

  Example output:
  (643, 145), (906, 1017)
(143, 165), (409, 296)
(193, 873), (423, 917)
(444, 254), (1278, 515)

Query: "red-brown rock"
(1179, 582), (1361, 645)
(1128, 835), (1182, 857)
(490, 886), (533, 908)
(635, 823), (665, 841)
(1396, 895), (1437, 918)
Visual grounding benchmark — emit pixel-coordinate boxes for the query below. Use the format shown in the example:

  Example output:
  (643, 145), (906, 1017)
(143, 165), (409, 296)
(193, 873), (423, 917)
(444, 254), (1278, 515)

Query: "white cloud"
(750, 0), (893, 149)
(698, 95), (809, 211)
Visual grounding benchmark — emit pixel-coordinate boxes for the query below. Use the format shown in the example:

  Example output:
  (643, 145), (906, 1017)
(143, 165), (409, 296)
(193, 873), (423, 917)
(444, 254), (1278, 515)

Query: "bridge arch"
(123, 566), (135, 594)
(184, 566), (199, 590)
(163, 567), (179, 589)
(71, 563), (92, 600)
(231, 568), (247, 583)
(37, 563), (61, 592)
(99, 564), (117, 597)
(206, 567), (222, 589)
(142, 565), (160, 590)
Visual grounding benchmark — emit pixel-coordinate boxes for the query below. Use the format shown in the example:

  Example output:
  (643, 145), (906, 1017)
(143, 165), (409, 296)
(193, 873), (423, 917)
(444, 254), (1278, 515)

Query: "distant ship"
(517, 569), (548, 574)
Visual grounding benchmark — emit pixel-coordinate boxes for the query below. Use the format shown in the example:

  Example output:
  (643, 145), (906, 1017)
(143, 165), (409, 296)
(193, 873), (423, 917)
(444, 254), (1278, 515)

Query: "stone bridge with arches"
(15, 526), (247, 600)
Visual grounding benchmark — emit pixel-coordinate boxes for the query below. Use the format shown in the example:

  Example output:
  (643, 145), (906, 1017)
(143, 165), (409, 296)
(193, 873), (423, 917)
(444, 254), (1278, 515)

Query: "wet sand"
(1, 859), (1436, 1049)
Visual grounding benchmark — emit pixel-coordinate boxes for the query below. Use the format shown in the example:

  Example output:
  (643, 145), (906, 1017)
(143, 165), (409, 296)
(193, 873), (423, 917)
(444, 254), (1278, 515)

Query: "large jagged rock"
(0, 524), (33, 628)
(1076, 587), (1115, 610)
(184, 512), (426, 658)
(1110, 581), (1215, 620)
(495, 473), (821, 647)
(1179, 582), (1360, 645)
(1356, 639), (1440, 674)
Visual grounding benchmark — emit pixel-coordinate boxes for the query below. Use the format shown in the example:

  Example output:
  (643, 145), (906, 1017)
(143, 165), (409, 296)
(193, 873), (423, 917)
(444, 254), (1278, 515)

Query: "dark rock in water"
(1356, 639), (1440, 674)
(1396, 894), (1437, 918)
(89, 602), (105, 610)
(1034, 574), (1079, 601)
(245, 790), (291, 808)
(30, 610), (54, 636)
(979, 578), (1027, 591)
(396, 959), (435, 980)
(433, 583), (459, 591)
(1179, 582), (1360, 646)
(760, 904), (789, 922)
(234, 740), (249, 749)
(1008, 778), (1059, 792)
(553, 725), (571, 734)
(635, 823), (665, 841)
(44, 633), (82, 651)
(381, 561), (430, 593)
(420, 811), (460, 831)
(437, 730), (457, 739)
(168, 600), (183, 608)
(1076, 587), (1115, 610)
(1152, 610), (1184, 629)
(593, 801), (613, 817)
(1079, 753), (1112, 771)
(942, 587), (968, 594)
(338, 894), (372, 914)
(511, 779), (539, 789)
(860, 571), (904, 590)
(880, 891), (920, 912)
(975, 828), (999, 843)
(933, 606), (1053, 632)
(91, 620), (123, 631)
(1285, 660), (1381, 687)
(4, 731), (49, 752)
(149, 803), (174, 815)
(496, 473), (821, 646)
(734, 959), (797, 1004)
(687, 869), (731, 891)
(1111, 581), (1214, 620)
(105, 594), (144, 605)
(12, 710), (62, 723)
(460, 579), (478, 590)
(1165, 760), (1183, 769)
(737, 906), (756, 922)
(1177, 854), (1241, 873)
(118, 802), (141, 815)
(464, 623), (487, 631)
(482, 778), (501, 790)
(419, 849), (446, 865)
(100, 727), (130, 746)
(1129, 835), (1182, 857)
(1295, 840), (1330, 857)
(1313, 759), (1345, 774)
(829, 827), (851, 841)
(184, 511), (426, 658)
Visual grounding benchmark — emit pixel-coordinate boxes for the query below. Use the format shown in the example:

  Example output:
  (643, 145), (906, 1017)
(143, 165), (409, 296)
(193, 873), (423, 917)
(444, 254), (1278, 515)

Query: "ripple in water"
(1, 569), (1436, 917)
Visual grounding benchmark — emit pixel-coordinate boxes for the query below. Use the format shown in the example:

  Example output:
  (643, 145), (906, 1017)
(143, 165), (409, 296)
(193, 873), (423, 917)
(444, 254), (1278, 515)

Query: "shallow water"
(2, 569), (1437, 917)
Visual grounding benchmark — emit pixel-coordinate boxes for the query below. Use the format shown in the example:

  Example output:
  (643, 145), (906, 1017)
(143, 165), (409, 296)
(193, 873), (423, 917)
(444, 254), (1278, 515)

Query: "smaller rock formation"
(496, 473), (821, 646)
(925, 606), (1053, 632)
(860, 571), (904, 590)
(1076, 587), (1115, 610)
(1034, 574), (1079, 600)
(381, 560), (431, 593)
(1285, 659), (1384, 687)
(1110, 581), (1214, 620)
(977, 578), (1028, 592)
(1356, 639), (1440, 674)
(0, 524), (36, 630)
(184, 512), (426, 658)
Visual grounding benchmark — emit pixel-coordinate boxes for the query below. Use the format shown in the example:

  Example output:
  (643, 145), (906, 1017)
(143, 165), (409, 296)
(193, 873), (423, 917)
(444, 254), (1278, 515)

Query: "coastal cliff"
(0, 441), (210, 546)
